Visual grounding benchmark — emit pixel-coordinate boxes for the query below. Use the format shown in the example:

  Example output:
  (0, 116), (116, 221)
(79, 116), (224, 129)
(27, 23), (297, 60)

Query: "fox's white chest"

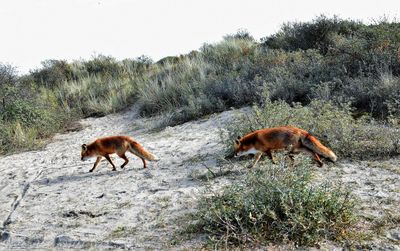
(81, 155), (97, 161)
(236, 147), (259, 156)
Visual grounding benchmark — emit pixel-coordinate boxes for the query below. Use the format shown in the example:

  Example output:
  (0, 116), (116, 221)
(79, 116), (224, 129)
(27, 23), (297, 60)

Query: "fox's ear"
(235, 139), (240, 145)
(237, 136), (241, 140)
(81, 144), (87, 151)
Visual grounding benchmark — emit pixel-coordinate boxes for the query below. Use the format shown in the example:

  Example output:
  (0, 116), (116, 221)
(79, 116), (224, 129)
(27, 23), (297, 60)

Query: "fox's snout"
(234, 152), (243, 158)
(81, 156), (90, 161)
(234, 150), (246, 157)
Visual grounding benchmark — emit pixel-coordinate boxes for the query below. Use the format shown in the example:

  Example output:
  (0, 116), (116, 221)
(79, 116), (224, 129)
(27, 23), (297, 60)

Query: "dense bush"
(262, 16), (362, 54)
(193, 162), (356, 247)
(0, 75), (69, 154)
(0, 63), (18, 87)
(31, 60), (76, 88)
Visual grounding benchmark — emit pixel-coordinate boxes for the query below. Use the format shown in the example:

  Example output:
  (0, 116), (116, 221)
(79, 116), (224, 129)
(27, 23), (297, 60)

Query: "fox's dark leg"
(104, 154), (117, 171)
(264, 150), (277, 164)
(118, 153), (129, 169)
(300, 147), (323, 167)
(249, 152), (262, 168)
(286, 153), (295, 168)
(312, 153), (323, 167)
(285, 152), (294, 167)
(141, 158), (147, 168)
(89, 157), (102, 172)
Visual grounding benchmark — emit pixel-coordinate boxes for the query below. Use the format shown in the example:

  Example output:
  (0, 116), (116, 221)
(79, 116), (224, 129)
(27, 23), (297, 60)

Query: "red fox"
(234, 126), (337, 168)
(81, 136), (159, 172)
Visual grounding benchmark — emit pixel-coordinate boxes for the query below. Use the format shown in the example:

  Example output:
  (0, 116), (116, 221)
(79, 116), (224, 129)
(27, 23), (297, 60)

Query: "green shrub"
(0, 87), (71, 154)
(261, 16), (400, 75)
(0, 63), (18, 86)
(193, 162), (356, 247)
(83, 55), (122, 78)
(31, 60), (76, 88)
(262, 15), (362, 53)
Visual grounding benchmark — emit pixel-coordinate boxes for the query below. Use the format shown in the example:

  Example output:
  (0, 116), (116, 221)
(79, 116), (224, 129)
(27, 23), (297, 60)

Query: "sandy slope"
(0, 105), (238, 250)
(0, 105), (399, 250)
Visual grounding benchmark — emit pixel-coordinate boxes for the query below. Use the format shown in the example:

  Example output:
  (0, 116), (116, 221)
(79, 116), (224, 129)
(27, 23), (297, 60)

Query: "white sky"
(0, 0), (399, 74)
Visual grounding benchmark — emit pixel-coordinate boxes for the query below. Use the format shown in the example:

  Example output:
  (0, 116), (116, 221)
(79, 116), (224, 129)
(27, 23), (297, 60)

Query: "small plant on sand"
(108, 226), (137, 239)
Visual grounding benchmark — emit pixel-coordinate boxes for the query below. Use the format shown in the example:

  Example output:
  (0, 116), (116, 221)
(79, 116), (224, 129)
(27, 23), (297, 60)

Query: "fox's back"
(252, 126), (304, 149)
(93, 136), (132, 153)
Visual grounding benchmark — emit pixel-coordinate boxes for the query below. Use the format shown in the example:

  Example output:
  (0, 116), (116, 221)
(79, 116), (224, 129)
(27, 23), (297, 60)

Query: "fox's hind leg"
(299, 147), (323, 167)
(89, 157), (102, 172)
(141, 158), (147, 169)
(286, 154), (295, 168)
(312, 153), (323, 167)
(118, 153), (129, 169)
(104, 154), (117, 171)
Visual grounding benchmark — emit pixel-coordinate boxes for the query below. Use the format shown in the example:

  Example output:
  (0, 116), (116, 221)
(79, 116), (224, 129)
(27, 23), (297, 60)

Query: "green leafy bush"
(193, 162), (356, 247)
(31, 60), (75, 88)
(262, 15), (362, 54)
(0, 86), (70, 154)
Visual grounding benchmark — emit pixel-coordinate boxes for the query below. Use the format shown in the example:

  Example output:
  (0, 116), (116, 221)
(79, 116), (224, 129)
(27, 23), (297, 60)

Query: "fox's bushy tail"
(301, 134), (337, 162)
(128, 140), (159, 161)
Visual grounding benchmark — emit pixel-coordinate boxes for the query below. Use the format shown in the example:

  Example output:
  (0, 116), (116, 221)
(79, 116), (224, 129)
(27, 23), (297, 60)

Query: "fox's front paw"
(112, 168), (117, 171)
(89, 169), (93, 173)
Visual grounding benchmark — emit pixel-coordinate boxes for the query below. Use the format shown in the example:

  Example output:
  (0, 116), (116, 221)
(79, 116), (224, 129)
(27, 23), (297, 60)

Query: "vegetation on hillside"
(1, 16), (399, 154)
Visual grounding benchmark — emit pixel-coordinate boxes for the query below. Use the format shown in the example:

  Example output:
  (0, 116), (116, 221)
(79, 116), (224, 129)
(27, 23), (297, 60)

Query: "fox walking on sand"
(81, 136), (159, 172)
(234, 125), (337, 168)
